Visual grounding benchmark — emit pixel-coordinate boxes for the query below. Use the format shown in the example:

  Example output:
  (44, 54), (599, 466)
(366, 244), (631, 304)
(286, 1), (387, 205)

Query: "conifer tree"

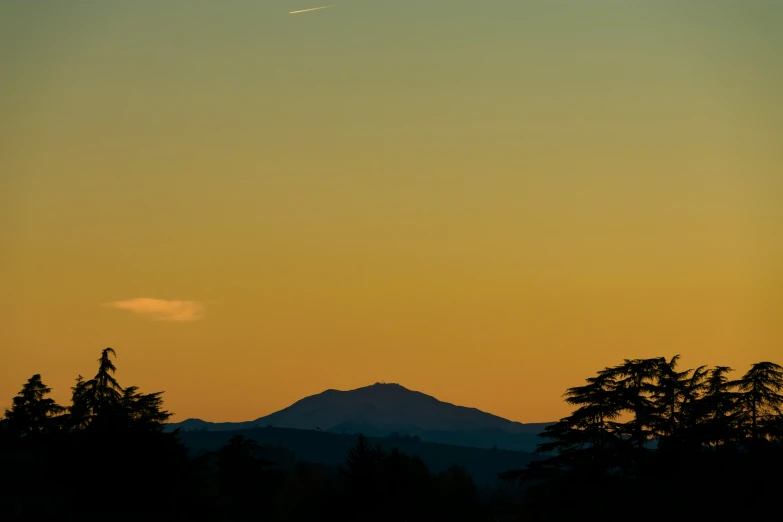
(2, 374), (65, 436)
(734, 362), (783, 443)
(691, 366), (739, 446)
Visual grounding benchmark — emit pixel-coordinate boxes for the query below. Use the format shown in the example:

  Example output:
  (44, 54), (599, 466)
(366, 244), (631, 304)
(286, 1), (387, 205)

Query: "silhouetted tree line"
(182, 432), (496, 522)
(499, 356), (783, 521)
(0, 348), (187, 520)
(334, 433), (487, 522)
(5, 350), (780, 521)
(0, 348), (498, 521)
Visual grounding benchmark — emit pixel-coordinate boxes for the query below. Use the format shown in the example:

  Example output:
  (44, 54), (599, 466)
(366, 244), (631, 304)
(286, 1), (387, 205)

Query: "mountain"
(167, 382), (552, 452)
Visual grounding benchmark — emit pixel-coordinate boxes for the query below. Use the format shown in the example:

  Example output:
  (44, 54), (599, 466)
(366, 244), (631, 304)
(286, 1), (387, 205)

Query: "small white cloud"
(106, 298), (205, 322)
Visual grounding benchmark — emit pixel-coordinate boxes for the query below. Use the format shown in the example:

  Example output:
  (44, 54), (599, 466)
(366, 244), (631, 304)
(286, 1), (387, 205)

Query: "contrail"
(290, 5), (336, 14)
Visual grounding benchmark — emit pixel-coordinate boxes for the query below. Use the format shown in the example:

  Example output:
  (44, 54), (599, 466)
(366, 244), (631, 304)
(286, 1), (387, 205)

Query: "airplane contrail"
(290, 5), (336, 14)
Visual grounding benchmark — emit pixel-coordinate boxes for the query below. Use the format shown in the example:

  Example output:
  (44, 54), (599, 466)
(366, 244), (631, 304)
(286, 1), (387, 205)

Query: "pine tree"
(734, 362), (783, 444)
(563, 371), (622, 455)
(68, 375), (91, 430)
(122, 386), (172, 432)
(68, 348), (172, 433)
(341, 434), (385, 516)
(691, 366), (739, 447)
(602, 358), (661, 451)
(216, 435), (275, 513)
(68, 348), (125, 431)
(2, 374), (65, 437)
(92, 347), (124, 412)
(650, 356), (706, 451)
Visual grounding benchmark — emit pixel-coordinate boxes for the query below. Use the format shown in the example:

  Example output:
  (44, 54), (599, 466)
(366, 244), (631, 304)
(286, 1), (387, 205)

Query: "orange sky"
(1, 1), (782, 423)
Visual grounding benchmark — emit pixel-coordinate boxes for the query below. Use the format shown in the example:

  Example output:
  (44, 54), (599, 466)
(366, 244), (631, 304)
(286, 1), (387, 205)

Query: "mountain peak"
(244, 382), (532, 435)
(167, 382), (552, 451)
(370, 381), (403, 386)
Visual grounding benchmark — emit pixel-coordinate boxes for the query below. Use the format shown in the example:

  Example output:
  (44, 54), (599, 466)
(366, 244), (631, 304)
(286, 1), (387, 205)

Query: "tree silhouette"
(527, 373), (623, 480)
(672, 363), (709, 444)
(602, 358), (660, 452)
(215, 434), (281, 517)
(5, 347), (781, 522)
(501, 356), (783, 521)
(337, 435), (488, 522)
(734, 361), (783, 444)
(339, 434), (388, 520)
(650, 356), (706, 451)
(377, 447), (433, 520)
(68, 347), (125, 431)
(276, 461), (341, 521)
(345, 434), (382, 468)
(65, 347), (173, 435)
(121, 386), (172, 432)
(433, 465), (484, 522)
(72, 348), (187, 517)
(2, 374), (65, 437)
(67, 374), (91, 430)
(691, 366), (739, 447)
(562, 370), (622, 456)
(0, 348), (192, 520)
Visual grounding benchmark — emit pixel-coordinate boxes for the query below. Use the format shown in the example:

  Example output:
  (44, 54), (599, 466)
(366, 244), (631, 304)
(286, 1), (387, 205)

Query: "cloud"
(106, 298), (205, 322)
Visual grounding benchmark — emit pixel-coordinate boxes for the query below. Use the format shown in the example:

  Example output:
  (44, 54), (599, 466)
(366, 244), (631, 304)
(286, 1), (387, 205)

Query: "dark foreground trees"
(0, 348), (186, 520)
(333, 434), (486, 522)
(0, 348), (492, 522)
(500, 357), (783, 521)
(4, 350), (780, 521)
(1, 374), (66, 437)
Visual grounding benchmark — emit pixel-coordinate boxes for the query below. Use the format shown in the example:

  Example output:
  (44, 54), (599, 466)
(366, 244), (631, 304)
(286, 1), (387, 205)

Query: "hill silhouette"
(167, 382), (552, 451)
(177, 425), (538, 486)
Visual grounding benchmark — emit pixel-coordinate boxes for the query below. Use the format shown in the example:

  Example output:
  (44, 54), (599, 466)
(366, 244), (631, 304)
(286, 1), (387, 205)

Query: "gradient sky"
(1, 1), (782, 423)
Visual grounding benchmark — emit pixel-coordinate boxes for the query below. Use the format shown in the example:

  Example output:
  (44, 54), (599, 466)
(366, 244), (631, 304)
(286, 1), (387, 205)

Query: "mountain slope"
(254, 382), (543, 433)
(168, 382), (551, 451)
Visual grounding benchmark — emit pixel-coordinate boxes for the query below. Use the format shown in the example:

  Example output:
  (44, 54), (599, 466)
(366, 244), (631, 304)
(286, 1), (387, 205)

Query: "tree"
(92, 347), (124, 410)
(500, 356), (783, 522)
(216, 435), (278, 515)
(2, 374), (65, 437)
(376, 448), (433, 520)
(340, 434), (385, 517)
(562, 370), (622, 456)
(69, 348), (125, 431)
(433, 465), (482, 522)
(67, 348), (173, 435)
(501, 368), (625, 484)
(675, 364), (709, 439)
(0, 348), (190, 520)
(602, 358), (661, 451)
(68, 375), (91, 430)
(733, 362), (783, 444)
(650, 356), (705, 450)
(343, 434), (384, 484)
(691, 366), (739, 447)
(121, 386), (172, 432)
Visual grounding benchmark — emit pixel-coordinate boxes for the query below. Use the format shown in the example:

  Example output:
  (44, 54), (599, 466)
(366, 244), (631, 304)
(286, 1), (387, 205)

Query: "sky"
(1, 1), (782, 423)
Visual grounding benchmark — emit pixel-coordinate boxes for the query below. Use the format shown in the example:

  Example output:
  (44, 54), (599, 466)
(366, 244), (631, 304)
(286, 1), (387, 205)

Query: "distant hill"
(167, 382), (552, 452)
(177, 426), (540, 485)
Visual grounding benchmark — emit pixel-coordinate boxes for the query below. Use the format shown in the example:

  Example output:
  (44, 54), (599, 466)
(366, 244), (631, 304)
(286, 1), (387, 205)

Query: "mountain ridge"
(167, 382), (552, 451)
